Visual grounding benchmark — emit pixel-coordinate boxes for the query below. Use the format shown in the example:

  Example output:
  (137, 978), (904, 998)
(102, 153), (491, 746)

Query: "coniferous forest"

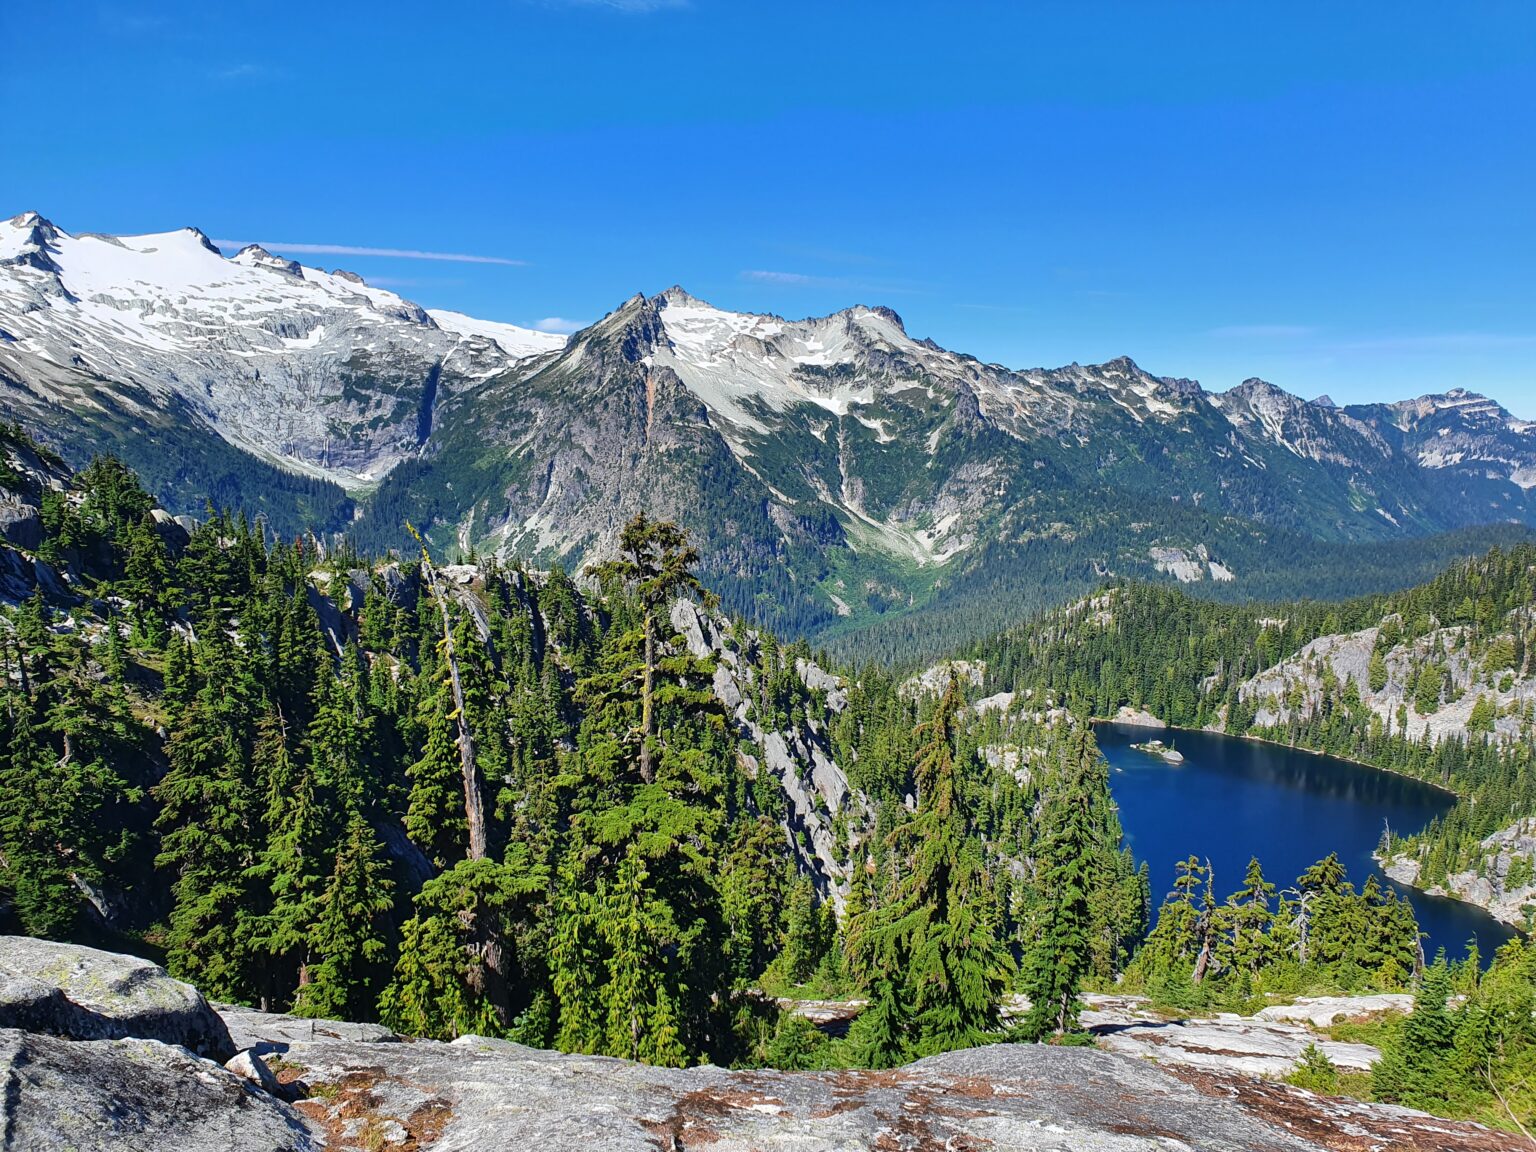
(1, 442), (1148, 1068)
(4, 438), (1536, 1132)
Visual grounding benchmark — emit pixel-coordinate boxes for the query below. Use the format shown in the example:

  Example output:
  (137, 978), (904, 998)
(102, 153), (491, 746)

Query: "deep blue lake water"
(1096, 723), (1518, 964)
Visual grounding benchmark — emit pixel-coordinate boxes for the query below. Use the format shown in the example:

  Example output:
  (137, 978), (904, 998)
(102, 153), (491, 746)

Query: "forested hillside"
(972, 548), (1536, 928)
(9, 435), (1536, 1133)
(0, 434), (1151, 1067)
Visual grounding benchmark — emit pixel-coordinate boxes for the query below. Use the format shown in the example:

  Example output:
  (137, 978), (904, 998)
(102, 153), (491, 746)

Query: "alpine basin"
(1096, 722), (1518, 963)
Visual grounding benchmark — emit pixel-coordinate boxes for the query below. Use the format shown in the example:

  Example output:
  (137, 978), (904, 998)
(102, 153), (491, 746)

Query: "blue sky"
(6, 2), (1534, 415)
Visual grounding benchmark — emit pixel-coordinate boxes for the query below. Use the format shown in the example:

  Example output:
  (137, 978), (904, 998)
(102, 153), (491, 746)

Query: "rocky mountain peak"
(858, 303), (906, 332)
(1100, 354), (1143, 375)
(657, 284), (706, 307)
(1235, 376), (1283, 395)
(183, 226), (222, 254)
(561, 290), (667, 365)
(7, 210), (57, 239)
(231, 244), (303, 277)
(1, 211), (64, 273)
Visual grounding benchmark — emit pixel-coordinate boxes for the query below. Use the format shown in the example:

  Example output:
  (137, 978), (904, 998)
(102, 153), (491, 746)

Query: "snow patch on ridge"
(427, 309), (568, 359)
(0, 213), (546, 485)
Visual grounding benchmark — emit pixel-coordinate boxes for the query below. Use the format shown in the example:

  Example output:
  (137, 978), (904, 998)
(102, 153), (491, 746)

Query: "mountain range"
(4, 210), (1534, 657)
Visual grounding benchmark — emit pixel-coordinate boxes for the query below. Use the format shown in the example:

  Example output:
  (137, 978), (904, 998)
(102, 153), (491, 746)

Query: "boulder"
(225, 1047), (288, 1096)
(1256, 994), (1414, 1028)
(0, 936), (234, 1060)
(0, 1027), (317, 1152)
(149, 508), (191, 552)
(0, 499), (41, 549)
(1114, 704), (1167, 728)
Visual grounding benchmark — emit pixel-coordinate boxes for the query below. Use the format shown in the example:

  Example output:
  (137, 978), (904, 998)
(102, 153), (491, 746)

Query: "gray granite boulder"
(217, 1003), (398, 1053)
(0, 1027), (316, 1151)
(0, 936), (234, 1060)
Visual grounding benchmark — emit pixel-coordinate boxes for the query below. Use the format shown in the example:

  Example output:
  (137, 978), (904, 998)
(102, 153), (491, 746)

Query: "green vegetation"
(1367, 937), (1536, 1130)
(0, 449), (1139, 1070)
(9, 443), (1536, 1136)
(971, 546), (1536, 898)
(1126, 853), (1420, 1011)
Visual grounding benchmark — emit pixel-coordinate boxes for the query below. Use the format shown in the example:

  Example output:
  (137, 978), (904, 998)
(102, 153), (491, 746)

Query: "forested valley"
(3, 432), (1536, 1132)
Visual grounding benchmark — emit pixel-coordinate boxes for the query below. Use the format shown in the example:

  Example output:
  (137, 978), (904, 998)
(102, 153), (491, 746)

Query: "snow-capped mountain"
(3, 212), (1534, 653)
(0, 211), (562, 484)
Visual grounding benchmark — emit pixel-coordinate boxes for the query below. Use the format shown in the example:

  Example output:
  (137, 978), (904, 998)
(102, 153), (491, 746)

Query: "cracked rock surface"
(265, 1030), (1508, 1152)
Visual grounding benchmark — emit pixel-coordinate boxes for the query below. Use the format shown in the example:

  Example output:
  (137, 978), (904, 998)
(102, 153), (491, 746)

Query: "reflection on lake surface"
(1096, 722), (1519, 963)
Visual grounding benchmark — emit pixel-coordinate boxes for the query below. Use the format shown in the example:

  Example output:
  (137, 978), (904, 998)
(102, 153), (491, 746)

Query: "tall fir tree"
(293, 811), (396, 1021)
(1018, 725), (1101, 1040)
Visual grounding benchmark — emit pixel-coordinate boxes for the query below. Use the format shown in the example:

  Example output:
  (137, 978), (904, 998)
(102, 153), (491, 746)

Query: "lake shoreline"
(1091, 718), (1516, 958)
(1091, 717), (1461, 799)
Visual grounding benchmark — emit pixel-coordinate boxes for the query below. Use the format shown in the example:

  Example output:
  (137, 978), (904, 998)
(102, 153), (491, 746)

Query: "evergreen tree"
(867, 675), (1011, 1055)
(0, 695), (79, 938)
(154, 691), (261, 1001)
(405, 673), (469, 870)
(380, 852), (546, 1041)
(844, 975), (911, 1069)
(586, 513), (707, 785)
(1228, 857), (1277, 978)
(244, 709), (331, 1008)
(293, 812), (396, 1021)
(1373, 959), (1457, 1108)
(1018, 725), (1100, 1040)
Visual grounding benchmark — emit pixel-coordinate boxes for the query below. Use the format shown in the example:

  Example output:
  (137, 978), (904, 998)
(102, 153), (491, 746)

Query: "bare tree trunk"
(421, 553), (486, 860)
(1191, 930), (1213, 985)
(1192, 861), (1214, 984)
(1296, 893), (1311, 966)
(639, 610), (655, 785)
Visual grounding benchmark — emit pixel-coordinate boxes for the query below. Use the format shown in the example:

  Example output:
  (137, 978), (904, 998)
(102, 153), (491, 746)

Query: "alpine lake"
(1096, 722), (1520, 963)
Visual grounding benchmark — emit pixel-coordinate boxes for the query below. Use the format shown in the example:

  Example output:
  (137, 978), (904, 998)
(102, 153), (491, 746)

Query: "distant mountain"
(3, 212), (1534, 654)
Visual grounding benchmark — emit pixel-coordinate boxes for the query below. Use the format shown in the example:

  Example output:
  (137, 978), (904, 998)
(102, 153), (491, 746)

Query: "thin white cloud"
(533, 317), (586, 333)
(740, 270), (831, 286)
(553, 0), (688, 10)
(213, 63), (271, 81)
(1210, 324), (1317, 339)
(214, 240), (527, 266)
(738, 269), (924, 295)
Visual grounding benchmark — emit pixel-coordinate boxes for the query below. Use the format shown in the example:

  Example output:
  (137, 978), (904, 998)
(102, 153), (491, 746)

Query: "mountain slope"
(0, 212), (561, 503)
(4, 212), (1535, 653)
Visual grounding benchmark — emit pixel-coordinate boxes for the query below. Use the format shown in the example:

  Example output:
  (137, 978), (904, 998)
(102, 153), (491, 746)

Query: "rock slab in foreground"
(0, 1027), (317, 1152)
(275, 1032), (1510, 1152)
(0, 935), (234, 1060)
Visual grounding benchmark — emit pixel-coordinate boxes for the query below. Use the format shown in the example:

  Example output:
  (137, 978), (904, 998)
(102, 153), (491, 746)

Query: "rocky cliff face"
(1237, 611), (1536, 748)
(671, 600), (870, 909)
(0, 937), (1512, 1152)
(1384, 818), (1536, 928)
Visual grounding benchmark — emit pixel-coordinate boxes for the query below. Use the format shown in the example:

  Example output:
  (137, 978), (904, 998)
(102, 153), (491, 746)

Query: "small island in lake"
(1131, 738), (1185, 764)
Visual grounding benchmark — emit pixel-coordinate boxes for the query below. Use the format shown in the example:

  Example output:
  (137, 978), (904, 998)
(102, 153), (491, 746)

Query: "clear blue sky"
(6, 2), (1534, 415)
